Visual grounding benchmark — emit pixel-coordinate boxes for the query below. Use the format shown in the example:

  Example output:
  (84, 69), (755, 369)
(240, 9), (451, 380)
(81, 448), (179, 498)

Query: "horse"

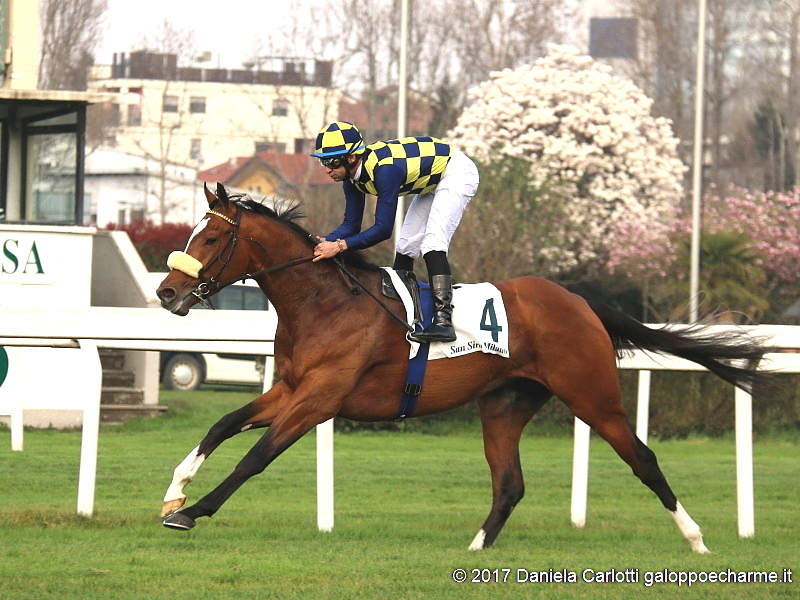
(155, 183), (771, 553)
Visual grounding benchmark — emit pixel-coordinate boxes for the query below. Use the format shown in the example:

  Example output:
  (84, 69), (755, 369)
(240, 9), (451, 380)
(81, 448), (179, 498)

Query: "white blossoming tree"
(448, 45), (686, 281)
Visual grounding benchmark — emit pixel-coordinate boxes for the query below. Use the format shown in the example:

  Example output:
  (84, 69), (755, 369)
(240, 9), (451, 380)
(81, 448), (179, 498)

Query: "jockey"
(311, 121), (480, 343)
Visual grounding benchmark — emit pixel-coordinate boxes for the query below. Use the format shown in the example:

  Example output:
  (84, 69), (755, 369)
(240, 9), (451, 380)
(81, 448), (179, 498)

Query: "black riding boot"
(409, 274), (456, 343)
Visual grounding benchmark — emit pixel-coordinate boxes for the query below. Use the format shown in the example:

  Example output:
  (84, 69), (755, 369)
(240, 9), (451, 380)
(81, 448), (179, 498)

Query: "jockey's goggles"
(319, 155), (348, 169)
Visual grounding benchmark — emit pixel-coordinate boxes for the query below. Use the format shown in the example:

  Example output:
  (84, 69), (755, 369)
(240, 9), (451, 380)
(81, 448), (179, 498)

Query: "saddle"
(381, 269), (423, 326)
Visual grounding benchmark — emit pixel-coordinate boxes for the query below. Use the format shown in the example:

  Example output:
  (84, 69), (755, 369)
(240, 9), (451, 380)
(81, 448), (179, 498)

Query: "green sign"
(0, 346), (8, 388)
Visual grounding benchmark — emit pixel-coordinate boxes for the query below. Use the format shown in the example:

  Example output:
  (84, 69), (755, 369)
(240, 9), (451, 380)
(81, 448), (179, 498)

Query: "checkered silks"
(314, 122), (363, 157)
(354, 137), (453, 196)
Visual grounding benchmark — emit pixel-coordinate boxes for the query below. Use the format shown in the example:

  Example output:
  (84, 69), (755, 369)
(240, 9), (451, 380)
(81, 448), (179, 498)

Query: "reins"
(192, 208), (415, 332)
(332, 257), (415, 333)
(193, 256), (316, 298)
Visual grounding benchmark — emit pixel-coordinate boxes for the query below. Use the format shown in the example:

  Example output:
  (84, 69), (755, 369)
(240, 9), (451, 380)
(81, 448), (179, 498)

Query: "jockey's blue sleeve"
(325, 180), (365, 242)
(325, 163), (403, 250)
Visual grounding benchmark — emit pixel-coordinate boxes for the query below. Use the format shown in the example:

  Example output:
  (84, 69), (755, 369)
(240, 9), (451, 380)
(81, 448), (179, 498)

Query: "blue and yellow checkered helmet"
(311, 122), (365, 158)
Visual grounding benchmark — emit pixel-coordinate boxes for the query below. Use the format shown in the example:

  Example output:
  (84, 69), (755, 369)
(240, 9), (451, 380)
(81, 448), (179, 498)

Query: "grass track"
(0, 389), (797, 599)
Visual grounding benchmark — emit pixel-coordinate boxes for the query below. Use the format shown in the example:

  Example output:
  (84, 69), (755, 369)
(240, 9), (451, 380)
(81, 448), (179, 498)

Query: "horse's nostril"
(157, 287), (176, 301)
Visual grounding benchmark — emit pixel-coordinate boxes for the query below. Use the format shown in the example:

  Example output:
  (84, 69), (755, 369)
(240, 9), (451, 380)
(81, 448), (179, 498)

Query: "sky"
(98, 0), (290, 69)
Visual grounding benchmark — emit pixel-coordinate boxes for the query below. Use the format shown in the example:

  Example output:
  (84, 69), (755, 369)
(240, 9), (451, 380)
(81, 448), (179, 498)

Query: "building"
(338, 88), (435, 141)
(0, 1), (167, 427)
(84, 147), (199, 226)
(198, 149), (335, 199)
(88, 52), (341, 173)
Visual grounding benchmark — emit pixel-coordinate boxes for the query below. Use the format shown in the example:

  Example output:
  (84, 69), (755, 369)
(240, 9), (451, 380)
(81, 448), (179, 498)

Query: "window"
(26, 132), (77, 223)
(163, 95), (179, 113)
(189, 96), (206, 114)
(294, 138), (313, 154)
(209, 285), (269, 311)
(2, 102), (86, 224)
(127, 104), (142, 126)
(107, 104), (121, 127)
(190, 138), (202, 161)
(272, 99), (289, 117)
(254, 141), (286, 154)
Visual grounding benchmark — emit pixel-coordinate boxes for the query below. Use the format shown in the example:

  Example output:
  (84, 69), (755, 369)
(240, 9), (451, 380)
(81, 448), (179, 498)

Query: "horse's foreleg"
(469, 390), (543, 551)
(162, 444), (206, 517)
(163, 393), (338, 531)
(161, 383), (291, 518)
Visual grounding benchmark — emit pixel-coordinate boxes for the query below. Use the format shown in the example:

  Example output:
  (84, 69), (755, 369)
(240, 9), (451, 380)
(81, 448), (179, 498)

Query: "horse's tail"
(586, 299), (773, 393)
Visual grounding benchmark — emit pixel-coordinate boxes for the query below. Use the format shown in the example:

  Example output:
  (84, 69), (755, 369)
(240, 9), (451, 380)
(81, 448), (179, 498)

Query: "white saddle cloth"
(382, 268), (510, 361)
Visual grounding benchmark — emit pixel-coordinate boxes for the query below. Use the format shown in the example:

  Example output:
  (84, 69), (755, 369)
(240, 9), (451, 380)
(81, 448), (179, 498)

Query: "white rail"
(0, 307), (277, 517)
(3, 310), (797, 539)
(570, 324), (800, 539)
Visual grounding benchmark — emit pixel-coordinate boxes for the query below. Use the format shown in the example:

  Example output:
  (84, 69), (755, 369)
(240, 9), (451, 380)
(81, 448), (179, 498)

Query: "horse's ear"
(203, 182), (216, 206)
(216, 182), (230, 208)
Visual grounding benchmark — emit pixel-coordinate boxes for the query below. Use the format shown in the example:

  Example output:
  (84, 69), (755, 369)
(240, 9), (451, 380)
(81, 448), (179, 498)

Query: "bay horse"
(156, 183), (770, 553)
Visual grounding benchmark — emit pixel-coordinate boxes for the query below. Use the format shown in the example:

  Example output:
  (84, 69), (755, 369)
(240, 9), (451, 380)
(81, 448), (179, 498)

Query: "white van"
(159, 280), (270, 391)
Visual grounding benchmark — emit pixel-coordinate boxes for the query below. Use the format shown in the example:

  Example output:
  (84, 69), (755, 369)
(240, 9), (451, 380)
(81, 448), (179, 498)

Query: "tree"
(124, 20), (200, 223)
(621, 0), (797, 192)
(665, 232), (769, 323)
(752, 0), (800, 191)
(38, 0), (108, 90)
(332, 0), (569, 138)
(609, 185), (800, 322)
(450, 156), (568, 282)
(448, 45), (685, 282)
(749, 100), (792, 191)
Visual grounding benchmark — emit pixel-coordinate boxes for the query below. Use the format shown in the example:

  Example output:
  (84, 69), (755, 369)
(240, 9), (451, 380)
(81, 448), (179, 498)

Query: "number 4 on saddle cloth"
(381, 268), (510, 419)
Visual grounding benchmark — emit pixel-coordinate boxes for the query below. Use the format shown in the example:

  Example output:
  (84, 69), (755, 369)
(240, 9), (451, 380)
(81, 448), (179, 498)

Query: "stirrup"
(409, 324), (456, 344)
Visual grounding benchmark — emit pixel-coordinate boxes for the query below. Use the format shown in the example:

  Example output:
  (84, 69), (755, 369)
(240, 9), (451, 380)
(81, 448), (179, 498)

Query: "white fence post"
(76, 340), (102, 517)
(735, 386), (755, 538)
(9, 357), (24, 451)
(570, 418), (591, 528)
(635, 370), (651, 444)
(316, 418), (335, 532)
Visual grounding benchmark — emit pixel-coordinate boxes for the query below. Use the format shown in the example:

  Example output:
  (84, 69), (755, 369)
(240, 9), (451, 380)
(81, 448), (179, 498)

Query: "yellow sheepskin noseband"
(167, 251), (203, 278)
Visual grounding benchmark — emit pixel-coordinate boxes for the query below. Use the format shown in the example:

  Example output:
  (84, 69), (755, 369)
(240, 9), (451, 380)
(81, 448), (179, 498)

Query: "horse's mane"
(231, 194), (382, 273)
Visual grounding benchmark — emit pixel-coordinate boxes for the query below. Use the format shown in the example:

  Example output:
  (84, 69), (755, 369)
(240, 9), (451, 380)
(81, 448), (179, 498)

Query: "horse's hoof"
(163, 512), (196, 531)
(161, 497), (186, 518)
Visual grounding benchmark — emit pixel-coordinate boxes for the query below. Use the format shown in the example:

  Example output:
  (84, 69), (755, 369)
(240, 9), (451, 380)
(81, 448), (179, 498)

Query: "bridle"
(187, 205), (314, 305)
(182, 204), (414, 332)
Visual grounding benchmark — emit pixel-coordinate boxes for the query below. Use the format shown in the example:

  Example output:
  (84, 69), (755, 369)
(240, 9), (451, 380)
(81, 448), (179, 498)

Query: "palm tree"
(675, 231), (770, 323)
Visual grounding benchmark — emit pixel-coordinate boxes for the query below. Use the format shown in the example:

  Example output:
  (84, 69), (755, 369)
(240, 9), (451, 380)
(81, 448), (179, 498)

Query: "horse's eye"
(204, 238), (217, 245)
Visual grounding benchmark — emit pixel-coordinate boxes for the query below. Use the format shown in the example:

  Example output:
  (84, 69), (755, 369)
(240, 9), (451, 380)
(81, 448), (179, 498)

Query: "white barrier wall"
(0, 225), (95, 307)
(1, 226), (97, 426)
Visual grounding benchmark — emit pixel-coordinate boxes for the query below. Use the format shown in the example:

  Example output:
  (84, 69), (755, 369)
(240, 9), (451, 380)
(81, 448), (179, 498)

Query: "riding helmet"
(311, 121), (365, 158)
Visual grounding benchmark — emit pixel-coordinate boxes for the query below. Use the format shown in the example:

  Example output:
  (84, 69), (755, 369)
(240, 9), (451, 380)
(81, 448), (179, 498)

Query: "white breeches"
(395, 150), (479, 258)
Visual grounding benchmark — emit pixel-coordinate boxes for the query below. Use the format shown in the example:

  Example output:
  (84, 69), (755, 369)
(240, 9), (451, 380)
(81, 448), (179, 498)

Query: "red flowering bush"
(104, 220), (193, 271)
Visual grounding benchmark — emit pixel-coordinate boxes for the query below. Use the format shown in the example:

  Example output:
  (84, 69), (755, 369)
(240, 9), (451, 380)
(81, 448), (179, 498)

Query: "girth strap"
(396, 282), (434, 420)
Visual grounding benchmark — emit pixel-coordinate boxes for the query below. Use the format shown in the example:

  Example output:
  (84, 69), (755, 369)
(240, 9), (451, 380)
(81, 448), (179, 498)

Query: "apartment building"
(88, 51), (341, 171)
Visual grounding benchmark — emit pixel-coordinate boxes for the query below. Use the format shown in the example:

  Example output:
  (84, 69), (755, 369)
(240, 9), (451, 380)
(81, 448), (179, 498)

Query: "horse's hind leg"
(469, 382), (549, 550)
(161, 382), (289, 517)
(570, 399), (709, 554)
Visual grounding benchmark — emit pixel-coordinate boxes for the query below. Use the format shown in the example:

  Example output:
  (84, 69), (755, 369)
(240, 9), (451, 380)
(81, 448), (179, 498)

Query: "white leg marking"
(163, 445), (206, 503)
(670, 502), (710, 554)
(468, 529), (487, 551)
